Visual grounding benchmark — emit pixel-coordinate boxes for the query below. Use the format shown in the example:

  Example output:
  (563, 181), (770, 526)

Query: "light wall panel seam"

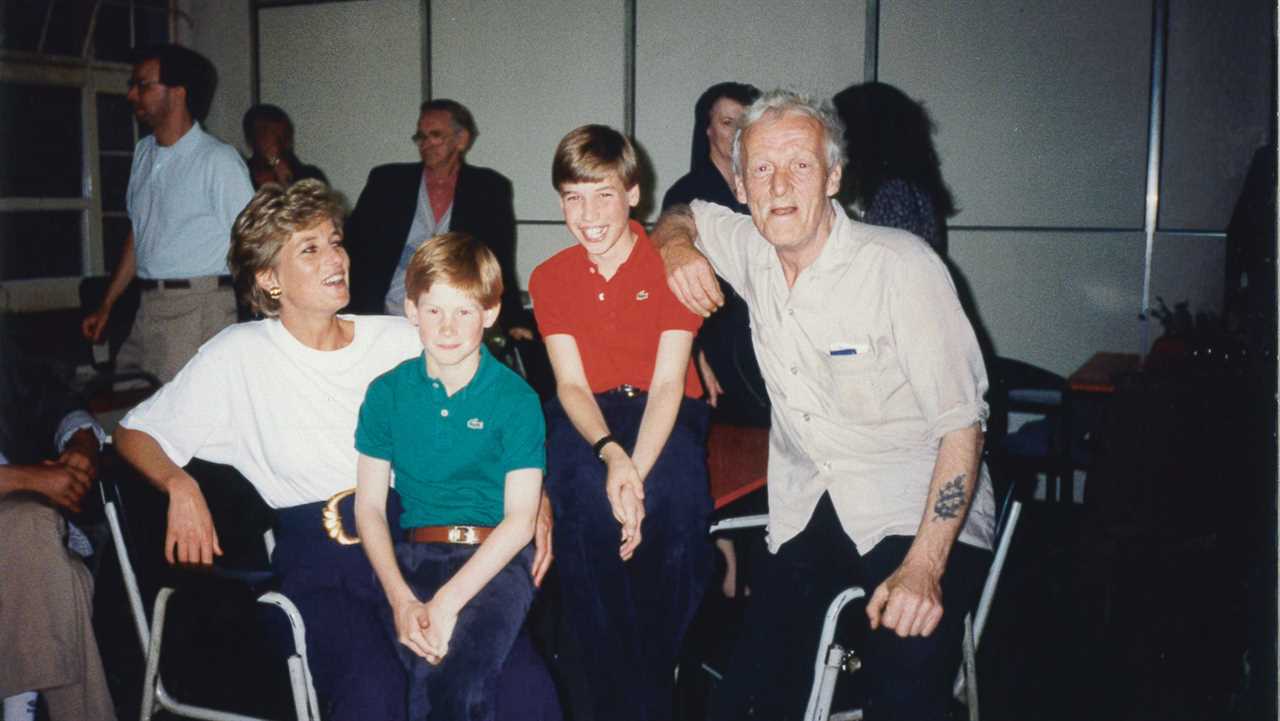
(864, 0), (878, 82)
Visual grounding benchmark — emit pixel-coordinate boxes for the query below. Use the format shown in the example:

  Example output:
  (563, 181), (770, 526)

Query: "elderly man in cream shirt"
(652, 89), (995, 721)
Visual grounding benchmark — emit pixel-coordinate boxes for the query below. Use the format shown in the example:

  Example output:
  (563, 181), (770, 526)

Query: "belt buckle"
(322, 488), (361, 545)
(619, 384), (640, 399)
(447, 525), (480, 544)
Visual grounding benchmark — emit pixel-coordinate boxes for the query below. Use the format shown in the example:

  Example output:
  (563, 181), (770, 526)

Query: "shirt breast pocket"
(826, 343), (882, 422)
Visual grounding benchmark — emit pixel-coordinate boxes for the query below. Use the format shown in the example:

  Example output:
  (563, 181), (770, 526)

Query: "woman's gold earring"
(268, 286), (282, 300)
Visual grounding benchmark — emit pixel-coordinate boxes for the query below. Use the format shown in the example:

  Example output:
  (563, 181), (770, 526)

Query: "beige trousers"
(0, 497), (117, 721)
(116, 279), (237, 383)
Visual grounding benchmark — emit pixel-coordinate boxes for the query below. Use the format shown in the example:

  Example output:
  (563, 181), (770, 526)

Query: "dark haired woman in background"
(832, 81), (956, 255)
(242, 104), (328, 190)
(662, 81), (769, 431)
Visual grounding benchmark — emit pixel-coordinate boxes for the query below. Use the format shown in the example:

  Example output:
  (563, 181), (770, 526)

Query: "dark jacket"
(345, 162), (526, 328)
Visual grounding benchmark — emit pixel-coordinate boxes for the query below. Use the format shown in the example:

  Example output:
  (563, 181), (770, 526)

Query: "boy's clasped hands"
(391, 592), (458, 666)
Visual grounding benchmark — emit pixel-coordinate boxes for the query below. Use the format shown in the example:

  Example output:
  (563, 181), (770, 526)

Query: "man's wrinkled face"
(734, 112), (842, 256)
(416, 110), (468, 172)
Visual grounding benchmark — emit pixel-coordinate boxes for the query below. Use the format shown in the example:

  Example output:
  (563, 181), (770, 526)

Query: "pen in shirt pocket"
(829, 341), (870, 357)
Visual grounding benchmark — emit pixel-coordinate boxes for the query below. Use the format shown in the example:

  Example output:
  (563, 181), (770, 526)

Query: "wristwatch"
(592, 434), (620, 462)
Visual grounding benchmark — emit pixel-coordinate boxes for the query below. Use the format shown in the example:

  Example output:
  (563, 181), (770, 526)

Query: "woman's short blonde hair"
(404, 232), (503, 310)
(551, 124), (640, 191)
(228, 179), (344, 317)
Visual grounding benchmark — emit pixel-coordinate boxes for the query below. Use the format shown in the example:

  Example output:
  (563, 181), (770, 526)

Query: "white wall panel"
(431, 0), (626, 222)
(880, 1), (1151, 229)
(259, 0), (424, 206)
(1159, 0), (1272, 231)
(949, 230), (1145, 376)
(515, 222), (574, 290)
(182, 0), (252, 153)
(635, 0), (865, 220)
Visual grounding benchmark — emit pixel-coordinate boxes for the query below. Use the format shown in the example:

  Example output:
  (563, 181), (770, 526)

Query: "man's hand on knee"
(866, 559), (944, 638)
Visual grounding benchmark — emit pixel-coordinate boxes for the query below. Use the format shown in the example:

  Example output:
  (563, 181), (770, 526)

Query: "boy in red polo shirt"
(528, 124), (713, 721)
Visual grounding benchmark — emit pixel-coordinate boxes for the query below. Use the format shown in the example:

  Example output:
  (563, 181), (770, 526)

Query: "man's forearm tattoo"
(932, 473), (967, 521)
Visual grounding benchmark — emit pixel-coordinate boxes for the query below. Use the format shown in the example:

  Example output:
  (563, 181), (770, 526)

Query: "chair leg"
(963, 613), (979, 721)
(258, 591), (319, 721)
(141, 587), (175, 721)
(803, 586), (866, 721)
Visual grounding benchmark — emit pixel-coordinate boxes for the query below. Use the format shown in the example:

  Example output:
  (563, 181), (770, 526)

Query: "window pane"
(100, 155), (130, 212)
(0, 83), (82, 198)
(134, 5), (169, 49)
(103, 216), (131, 273)
(92, 3), (132, 63)
(0, 211), (83, 280)
(0, 0), (44, 52)
(42, 0), (94, 58)
(97, 93), (136, 151)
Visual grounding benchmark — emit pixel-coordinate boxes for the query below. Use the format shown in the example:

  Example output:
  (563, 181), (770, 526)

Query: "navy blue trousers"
(272, 495), (562, 721)
(273, 498), (408, 721)
(707, 493), (992, 721)
(545, 394), (714, 721)
(385, 543), (535, 721)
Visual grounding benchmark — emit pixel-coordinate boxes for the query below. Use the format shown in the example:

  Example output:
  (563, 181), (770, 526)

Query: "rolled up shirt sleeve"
(690, 200), (757, 293)
(55, 411), (106, 452)
(887, 248), (989, 441)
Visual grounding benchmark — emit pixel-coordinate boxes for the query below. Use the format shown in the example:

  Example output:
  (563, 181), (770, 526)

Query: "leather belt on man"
(137, 275), (234, 291)
(407, 525), (493, 545)
(602, 384), (645, 399)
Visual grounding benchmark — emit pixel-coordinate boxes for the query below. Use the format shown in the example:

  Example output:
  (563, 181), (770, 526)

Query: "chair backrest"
(985, 356), (1065, 449)
(99, 453), (279, 652)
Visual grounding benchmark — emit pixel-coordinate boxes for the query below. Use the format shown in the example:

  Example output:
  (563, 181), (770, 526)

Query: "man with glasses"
(345, 99), (531, 340)
(81, 44), (253, 383)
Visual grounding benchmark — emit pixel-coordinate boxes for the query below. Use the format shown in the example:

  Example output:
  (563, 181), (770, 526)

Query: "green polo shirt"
(355, 345), (546, 529)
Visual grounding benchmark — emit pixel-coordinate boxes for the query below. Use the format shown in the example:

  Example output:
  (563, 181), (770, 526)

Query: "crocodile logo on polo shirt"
(467, 418), (484, 430)
(635, 290), (649, 301)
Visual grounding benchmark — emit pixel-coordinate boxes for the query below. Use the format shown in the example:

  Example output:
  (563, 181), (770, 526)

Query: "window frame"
(0, 52), (135, 311)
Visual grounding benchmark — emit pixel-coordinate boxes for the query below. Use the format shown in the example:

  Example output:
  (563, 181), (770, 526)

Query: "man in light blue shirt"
(82, 44), (253, 383)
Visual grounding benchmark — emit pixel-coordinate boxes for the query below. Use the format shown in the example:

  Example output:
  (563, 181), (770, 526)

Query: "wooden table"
(1054, 352), (1142, 503)
(706, 424), (768, 509)
(1068, 352), (1142, 394)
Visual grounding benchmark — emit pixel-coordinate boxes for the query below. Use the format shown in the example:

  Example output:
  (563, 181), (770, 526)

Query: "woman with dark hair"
(832, 81), (957, 255)
(662, 81), (769, 430)
(242, 104), (328, 189)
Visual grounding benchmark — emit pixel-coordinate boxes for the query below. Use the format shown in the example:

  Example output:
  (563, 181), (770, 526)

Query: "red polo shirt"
(530, 220), (703, 398)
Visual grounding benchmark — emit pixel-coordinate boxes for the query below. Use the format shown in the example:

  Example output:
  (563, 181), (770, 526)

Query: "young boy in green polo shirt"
(353, 231), (545, 721)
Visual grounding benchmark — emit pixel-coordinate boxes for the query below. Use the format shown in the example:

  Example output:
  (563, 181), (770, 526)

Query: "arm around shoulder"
(652, 205), (723, 317)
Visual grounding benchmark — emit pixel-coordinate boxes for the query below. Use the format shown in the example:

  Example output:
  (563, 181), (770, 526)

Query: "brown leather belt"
(137, 275), (234, 290)
(407, 525), (493, 545)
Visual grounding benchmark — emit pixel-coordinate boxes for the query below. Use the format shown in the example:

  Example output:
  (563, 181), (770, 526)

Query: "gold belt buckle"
(447, 525), (480, 544)
(322, 488), (361, 545)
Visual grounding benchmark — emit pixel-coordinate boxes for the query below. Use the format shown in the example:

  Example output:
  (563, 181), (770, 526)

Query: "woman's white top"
(120, 315), (422, 508)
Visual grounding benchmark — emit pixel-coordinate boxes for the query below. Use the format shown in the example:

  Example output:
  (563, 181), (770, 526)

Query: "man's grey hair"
(731, 90), (847, 177)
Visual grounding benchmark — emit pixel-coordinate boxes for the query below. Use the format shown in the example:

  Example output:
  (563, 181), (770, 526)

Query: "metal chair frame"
(707, 492), (1023, 721)
(101, 476), (320, 721)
